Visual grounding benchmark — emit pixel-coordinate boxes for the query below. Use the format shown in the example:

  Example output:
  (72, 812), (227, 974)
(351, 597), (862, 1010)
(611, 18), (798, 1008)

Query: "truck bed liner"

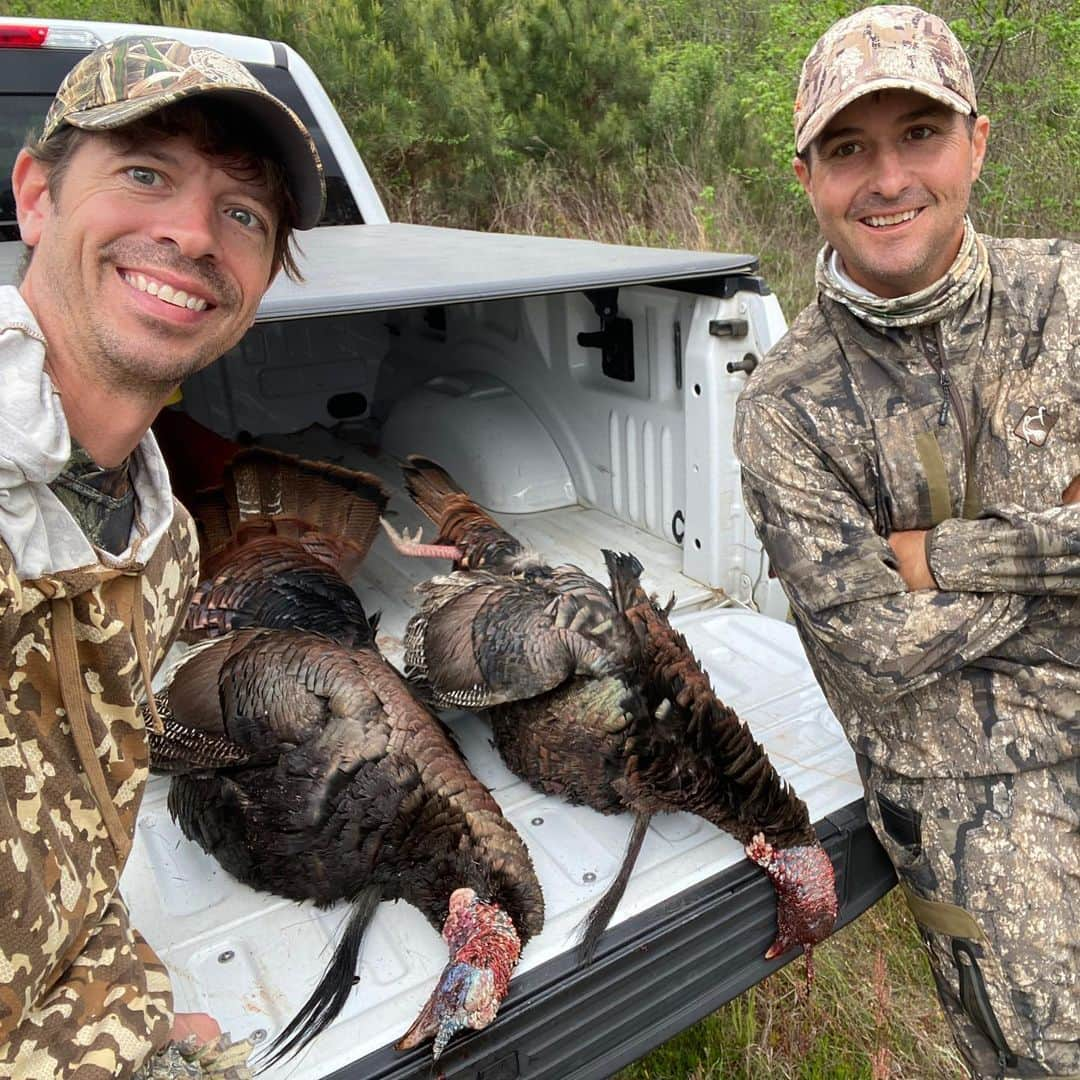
(123, 434), (891, 1079)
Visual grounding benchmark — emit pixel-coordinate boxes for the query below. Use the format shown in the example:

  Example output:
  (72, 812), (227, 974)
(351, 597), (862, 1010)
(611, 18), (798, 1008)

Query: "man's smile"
(860, 207), (923, 229)
(118, 268), (214, 313)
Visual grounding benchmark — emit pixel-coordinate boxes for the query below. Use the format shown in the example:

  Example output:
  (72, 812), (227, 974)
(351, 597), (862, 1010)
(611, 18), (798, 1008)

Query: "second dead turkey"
(388, 456), (838, 976)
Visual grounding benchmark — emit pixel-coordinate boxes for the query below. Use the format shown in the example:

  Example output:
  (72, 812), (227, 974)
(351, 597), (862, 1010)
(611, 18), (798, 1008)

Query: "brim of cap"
(796, 78), (973, 155)
(65, 85), (325, 229)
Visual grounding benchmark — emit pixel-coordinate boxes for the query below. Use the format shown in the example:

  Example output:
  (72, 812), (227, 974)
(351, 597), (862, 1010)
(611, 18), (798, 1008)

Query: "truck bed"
(124, 433), (891, 1080)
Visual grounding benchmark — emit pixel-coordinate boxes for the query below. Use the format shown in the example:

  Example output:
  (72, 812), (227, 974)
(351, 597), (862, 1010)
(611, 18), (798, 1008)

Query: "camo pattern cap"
(794, 4), (977, 154)
(41, 35), (325, 228)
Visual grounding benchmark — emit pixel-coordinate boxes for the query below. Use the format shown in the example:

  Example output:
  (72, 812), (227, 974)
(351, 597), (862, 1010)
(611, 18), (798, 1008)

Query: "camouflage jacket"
(735, 237), (1080, 779)
(0, 289), (200, 1076)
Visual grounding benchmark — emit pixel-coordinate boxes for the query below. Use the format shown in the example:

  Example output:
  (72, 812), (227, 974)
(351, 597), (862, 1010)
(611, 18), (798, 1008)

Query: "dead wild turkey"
(387, 456), (837, 976)
(600, 549), (838, 981)
(148, 448), (544, 1063)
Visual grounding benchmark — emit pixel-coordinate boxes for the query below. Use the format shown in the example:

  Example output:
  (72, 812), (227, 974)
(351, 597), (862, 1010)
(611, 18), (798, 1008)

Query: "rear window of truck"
(0, 45), (364, 242)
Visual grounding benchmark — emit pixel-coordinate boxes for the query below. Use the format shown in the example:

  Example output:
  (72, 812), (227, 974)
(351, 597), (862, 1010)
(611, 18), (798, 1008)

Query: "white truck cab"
(0, 14), (387, 240)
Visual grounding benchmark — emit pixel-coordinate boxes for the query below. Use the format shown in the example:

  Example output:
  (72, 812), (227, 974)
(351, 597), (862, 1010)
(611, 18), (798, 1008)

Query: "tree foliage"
(946, 0), (1080, 234)
(12, 0), (1077, 241)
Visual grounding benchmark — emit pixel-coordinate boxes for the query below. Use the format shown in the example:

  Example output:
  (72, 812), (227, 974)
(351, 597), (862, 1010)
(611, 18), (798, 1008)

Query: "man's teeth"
(866, 209), (918, 228)
(123, 271), (209, 311)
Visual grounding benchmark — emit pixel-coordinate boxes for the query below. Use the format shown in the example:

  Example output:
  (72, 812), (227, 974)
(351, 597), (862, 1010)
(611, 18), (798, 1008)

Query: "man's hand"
(1062, 473), (1080, 504)
(169, 1012), (221, 1047)
(888, 529), (936, 591)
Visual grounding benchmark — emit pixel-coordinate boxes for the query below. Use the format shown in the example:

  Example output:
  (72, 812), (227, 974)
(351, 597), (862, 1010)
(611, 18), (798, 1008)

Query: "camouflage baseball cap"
(794, 5), (977, 155)
(41, 35), (325, 228)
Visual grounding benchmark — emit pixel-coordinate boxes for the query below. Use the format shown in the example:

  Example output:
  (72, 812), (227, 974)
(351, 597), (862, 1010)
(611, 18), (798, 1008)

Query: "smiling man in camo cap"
(0, 34), (322, 1077)
(735, 7), (1079, 1079)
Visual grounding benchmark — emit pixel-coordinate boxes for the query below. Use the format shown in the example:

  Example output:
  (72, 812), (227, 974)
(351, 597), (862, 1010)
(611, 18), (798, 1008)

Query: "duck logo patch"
(1013, 405), (1056, 447)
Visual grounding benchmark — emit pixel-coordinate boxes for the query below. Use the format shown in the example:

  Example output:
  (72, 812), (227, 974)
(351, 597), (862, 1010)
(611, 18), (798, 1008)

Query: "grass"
(388, 159), (823, 319)
(614, 889), (969, 1080)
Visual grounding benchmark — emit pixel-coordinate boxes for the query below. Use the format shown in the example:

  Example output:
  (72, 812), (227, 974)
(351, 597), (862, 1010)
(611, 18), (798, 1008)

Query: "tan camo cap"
(41, 35), (325, 228)
(794, 5), (977, 155)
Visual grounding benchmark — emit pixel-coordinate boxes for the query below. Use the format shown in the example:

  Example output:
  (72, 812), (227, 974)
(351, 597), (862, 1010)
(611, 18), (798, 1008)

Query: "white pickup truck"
(0, 18), (895, 1080)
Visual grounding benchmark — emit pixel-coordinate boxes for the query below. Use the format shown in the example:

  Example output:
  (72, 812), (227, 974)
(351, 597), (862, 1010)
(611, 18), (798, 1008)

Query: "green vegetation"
(7, 0), (1076, 311)
(5, 1), (1074, 1072)
(617, 889), (969, 1079)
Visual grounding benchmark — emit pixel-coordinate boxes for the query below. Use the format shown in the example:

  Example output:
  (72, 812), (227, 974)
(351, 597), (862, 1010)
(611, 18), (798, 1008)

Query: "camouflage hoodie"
(735, 238), (1080, 779)
(0, 287), (199, 1075)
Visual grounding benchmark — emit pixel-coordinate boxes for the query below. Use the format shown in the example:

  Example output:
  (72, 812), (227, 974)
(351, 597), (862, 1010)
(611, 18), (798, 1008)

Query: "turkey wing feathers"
(602, 550), (817, 849)
(148, 713), (250, 773)
(407, 568), (637, 710)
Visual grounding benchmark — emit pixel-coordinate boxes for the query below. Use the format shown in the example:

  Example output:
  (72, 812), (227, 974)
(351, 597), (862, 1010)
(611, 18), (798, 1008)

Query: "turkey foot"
(380, 518), (463, 562)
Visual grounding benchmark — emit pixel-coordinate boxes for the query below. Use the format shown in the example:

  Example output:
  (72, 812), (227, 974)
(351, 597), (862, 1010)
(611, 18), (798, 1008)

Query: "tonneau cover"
(258, 223), (757, 319)
(0, 224), (756, 305)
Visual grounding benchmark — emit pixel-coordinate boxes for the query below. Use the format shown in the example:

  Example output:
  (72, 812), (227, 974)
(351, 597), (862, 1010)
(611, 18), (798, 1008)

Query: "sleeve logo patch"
(1013, 405), (1056, 447)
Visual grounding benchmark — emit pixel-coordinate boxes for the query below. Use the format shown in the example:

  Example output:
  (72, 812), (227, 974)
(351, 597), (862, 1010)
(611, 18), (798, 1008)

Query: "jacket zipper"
(923, 325), (976, 516)
(924, 325), (965, 435)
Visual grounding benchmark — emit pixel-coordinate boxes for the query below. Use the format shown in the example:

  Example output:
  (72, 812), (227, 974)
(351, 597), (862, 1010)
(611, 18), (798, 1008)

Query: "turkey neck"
(389, 710), (545, 946)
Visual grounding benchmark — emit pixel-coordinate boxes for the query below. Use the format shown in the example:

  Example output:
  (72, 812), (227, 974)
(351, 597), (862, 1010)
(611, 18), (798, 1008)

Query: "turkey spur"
(149, 448), (544, 1063)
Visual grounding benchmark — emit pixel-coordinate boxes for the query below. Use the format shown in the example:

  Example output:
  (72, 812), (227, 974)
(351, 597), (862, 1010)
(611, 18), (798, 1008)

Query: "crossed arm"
(733, 395), (1079, 704)
(890, 473), (1080, 591)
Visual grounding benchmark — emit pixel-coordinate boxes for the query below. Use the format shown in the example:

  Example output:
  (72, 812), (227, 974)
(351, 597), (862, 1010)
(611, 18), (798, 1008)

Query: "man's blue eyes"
(227, 208), (263, 230)
(125, 168), (265, 230)
(129, 166), (160, 185)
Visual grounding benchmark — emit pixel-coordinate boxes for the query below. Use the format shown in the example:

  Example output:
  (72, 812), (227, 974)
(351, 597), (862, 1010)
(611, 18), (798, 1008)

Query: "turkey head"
(397, 888), (523, 1059)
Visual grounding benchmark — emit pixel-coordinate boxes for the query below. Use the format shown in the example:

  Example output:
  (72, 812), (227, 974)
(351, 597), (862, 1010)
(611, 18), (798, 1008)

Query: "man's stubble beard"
(85, 310), (229, 400)
(78, 238), (243, 401)
(841, 186), (969, 298)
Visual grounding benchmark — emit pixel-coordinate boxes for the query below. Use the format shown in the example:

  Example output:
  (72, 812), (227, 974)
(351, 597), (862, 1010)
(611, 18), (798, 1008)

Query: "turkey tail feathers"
(199, 447), (389, 572)
(401, 455), (527, 569)
(260, 885), (382, 1067)
(401, 455), (477, 540)
(611, 552), (818, 851)
(601, 550), (646, 613)
(401, 454), (468, 521)
(577, 810), (651, 966)
(230, 447), (388, 534)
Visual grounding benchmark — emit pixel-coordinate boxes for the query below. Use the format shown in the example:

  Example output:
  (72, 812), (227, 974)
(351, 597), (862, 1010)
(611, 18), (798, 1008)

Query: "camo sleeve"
(736, 394), (1038, 704)
(928, 503), (1080, 593)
